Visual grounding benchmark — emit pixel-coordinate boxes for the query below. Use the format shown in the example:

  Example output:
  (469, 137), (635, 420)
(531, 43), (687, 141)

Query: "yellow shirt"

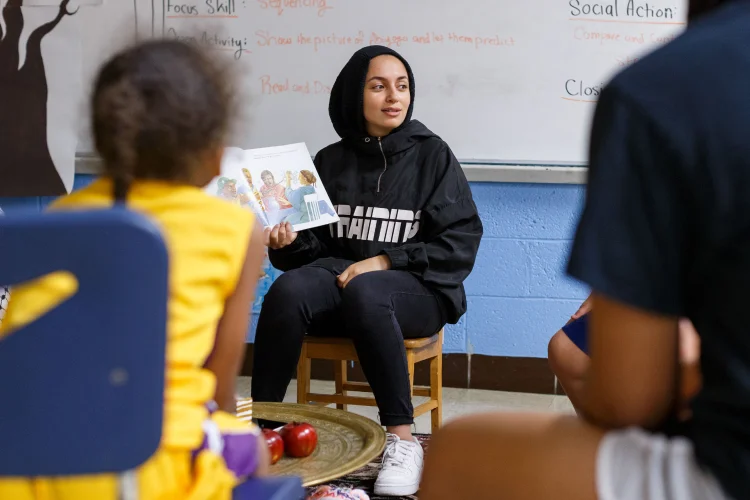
(1, 177), (255, 450)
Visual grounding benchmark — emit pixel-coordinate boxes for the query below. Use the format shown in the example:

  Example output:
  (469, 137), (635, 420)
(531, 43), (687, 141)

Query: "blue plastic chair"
(0, 209), (168, 477)
(0, 208), (304, 499)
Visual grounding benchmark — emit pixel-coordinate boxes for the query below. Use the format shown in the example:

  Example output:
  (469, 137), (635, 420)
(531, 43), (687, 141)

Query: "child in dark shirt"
(420, 1), (749, 498)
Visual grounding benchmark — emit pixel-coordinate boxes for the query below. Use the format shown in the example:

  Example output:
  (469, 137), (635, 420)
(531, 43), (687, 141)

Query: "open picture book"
(205, 142), (339, 232)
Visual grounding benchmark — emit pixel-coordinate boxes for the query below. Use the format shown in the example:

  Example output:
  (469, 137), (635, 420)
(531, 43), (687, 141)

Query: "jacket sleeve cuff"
(382, 248), (409, 270)
(270, 232), (307, 254)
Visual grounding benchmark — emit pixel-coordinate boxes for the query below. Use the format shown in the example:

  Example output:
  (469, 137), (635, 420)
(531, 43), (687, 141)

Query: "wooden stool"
(296, 329), (444, 432)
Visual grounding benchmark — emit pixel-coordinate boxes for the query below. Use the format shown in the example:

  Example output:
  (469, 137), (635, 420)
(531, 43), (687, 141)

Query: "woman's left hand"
(337, 255), (391, 288)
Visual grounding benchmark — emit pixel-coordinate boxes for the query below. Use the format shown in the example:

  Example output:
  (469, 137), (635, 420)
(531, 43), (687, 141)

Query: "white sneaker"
(373, 433), (424, 497)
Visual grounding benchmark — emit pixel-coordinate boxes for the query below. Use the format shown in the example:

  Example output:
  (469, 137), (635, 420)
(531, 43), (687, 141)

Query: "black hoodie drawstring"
(376, 137), (387, 193)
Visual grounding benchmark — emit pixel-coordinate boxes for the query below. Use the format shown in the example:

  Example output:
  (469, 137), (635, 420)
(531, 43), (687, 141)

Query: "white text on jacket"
(330, 205), (421, 243)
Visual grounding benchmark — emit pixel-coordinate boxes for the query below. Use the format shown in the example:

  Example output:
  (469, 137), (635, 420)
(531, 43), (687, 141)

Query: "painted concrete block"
(467, 297), (582, 358)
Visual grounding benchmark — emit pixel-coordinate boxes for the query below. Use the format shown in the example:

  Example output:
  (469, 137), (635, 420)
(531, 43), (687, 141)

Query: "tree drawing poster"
(0, 0), (84, 196)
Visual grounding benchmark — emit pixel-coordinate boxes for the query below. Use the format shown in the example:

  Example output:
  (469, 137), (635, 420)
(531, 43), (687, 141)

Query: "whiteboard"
(75, 0), (154, 154)
(77, 0), (686, 164)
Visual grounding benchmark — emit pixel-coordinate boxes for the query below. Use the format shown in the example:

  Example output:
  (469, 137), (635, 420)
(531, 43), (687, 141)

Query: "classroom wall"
(0, 174), (589, 359)
(447, 182), (589, 357)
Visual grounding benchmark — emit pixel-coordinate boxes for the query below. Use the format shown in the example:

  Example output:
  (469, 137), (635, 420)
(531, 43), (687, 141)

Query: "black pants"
(251, 261), (445, 426)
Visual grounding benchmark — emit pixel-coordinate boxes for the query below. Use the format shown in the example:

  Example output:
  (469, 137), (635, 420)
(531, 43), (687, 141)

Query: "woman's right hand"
(263, 222), (298, 249)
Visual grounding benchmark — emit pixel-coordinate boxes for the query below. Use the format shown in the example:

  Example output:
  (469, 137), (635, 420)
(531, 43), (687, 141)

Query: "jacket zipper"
(376, 137), (387, 193)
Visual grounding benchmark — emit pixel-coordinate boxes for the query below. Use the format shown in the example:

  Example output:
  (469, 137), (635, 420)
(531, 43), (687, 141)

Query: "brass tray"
(236, 400), (386, 487)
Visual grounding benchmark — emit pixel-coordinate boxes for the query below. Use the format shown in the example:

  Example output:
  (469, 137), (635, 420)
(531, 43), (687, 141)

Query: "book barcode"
(305, 194), (322, 222)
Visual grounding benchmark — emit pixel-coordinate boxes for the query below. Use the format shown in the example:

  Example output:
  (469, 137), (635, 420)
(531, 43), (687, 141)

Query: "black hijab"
(328, 45), (416, 140)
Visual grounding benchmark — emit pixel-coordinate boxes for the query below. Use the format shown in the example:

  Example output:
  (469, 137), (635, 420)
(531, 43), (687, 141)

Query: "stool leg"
(407, 351), (416, 397)
(297, 342), (310, 405)
(430, 353), (443, 432)
(334, 360), (348, 411)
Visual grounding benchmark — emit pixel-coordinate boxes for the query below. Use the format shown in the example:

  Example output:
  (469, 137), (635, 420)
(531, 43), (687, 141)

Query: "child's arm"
(206, 221), (266, 413)
(579, 293), (680, 430)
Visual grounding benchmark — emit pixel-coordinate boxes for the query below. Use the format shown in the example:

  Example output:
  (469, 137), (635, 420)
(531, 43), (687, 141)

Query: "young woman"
(251, 45), (483, 496)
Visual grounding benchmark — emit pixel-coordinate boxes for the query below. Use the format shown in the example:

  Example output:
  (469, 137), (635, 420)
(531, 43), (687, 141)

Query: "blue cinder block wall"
(457, 183), (589, 357)
(0, 175), (590, 359)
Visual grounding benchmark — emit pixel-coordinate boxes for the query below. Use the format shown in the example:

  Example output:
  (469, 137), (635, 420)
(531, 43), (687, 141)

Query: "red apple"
(262, 428), (284, 465)
(279, 422), (317, 458)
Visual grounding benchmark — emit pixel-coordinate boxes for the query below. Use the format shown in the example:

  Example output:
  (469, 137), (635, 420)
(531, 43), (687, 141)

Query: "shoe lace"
(382, 439), (411, 468)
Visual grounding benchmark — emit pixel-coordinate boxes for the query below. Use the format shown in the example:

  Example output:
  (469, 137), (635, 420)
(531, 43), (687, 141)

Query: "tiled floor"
(237, 377), (575, 434)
